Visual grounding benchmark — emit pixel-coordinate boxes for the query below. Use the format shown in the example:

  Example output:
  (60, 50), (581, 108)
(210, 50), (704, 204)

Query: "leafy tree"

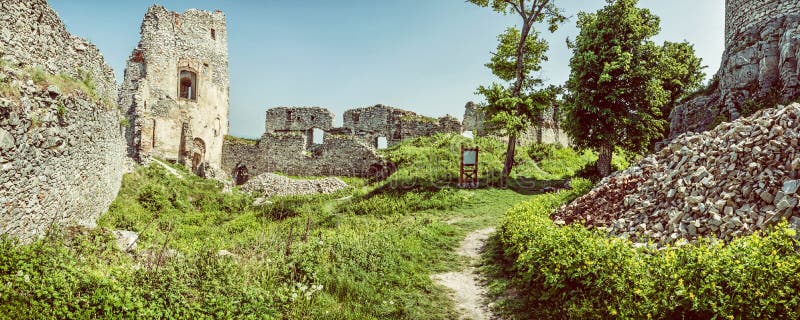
(469, 0), (565, 184)
(563, 0), (703, 177)
(658, 41), (705, 138)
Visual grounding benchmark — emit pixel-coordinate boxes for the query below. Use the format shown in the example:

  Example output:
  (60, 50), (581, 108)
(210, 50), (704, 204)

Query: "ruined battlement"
(725, 0), (800, 47)
(0, 0), (117, 102)
(121, 5), (230, 174)
(344, 104), (461, 147)
(265, 107), (334, 132)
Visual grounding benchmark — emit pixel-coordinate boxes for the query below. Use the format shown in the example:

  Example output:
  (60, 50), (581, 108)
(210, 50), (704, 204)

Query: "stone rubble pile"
(553, 103), (800, 245)
(242, 173), (349, 198)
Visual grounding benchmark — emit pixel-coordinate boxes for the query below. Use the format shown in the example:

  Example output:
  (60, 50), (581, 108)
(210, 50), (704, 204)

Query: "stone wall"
(670, 0), (800, 139)
(120, 5), (229, 173)
(462, 101), (571, 146)
(725, 0), (800, 47)
(0, 0), (124, 242)
(462, 101), (486, 136)
(222, 133), (384, 181)
(223, 104), (458, 180)
(0, 0), (116, 103)
(265, 107), (333, 132)
(343, 104), (461, 148)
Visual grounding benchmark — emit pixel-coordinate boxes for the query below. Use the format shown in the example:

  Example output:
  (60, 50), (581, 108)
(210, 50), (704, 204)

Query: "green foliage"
(563, 0), (704, 173)
(490, 180), (800, 319)
(740, 87), (783, 118)
(30, 67), (47, 84)
(56, 104), (66, 119)
(224, 134), (259, 146)
(470, 0), (566, 178)
(659, 41), (706, 114)
(526, 142), (560, 162)
(467, 0), (565, 33)
(0, 133), (600, 318)
(378, 133), (590, 190)
(341, 188), (467, 216)
(119, 117), (130, 127)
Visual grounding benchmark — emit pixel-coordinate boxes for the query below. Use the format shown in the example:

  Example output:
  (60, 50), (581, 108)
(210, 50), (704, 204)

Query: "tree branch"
(503, 0), (523, 17)
(527, 0), (548, 25)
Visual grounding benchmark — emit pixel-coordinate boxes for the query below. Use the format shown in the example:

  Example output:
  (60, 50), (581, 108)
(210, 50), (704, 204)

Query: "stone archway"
(191, 138), (206, 172)
(233, 163), (250, 185)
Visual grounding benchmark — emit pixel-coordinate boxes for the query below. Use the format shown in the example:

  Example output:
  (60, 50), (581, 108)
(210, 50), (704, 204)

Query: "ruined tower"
(120, 5), (229, 172)
(669, 0), (800, 139)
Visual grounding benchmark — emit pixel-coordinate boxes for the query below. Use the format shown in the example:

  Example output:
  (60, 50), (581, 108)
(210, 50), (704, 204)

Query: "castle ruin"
(120, 6), (229, 174)
(222, 105), (461, 183)
(669, 0), (800, 139)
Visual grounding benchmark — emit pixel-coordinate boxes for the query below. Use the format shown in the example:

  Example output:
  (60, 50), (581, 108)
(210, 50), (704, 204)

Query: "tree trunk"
(501, 18), (532, 185)
(501, 135), (517, 185)
(597, 144), (613, 177)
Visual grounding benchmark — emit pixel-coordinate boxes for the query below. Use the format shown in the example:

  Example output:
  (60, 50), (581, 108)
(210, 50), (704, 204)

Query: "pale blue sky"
(48, 0), (725, 139)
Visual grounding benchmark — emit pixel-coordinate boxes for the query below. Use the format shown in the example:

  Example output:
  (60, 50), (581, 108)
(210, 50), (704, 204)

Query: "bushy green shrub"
(495, 179), (800, 319)
(527, 142), (560, 162)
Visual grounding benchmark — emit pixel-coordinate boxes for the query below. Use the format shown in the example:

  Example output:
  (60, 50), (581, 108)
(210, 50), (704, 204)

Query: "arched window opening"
(377, 136), (388, 150)
(312, 128), (325, 145)
(214, 117), (221, 137)
(191, 138), (206, 172)
(234, 164), (250, 185)
(179, 70), (197, 100)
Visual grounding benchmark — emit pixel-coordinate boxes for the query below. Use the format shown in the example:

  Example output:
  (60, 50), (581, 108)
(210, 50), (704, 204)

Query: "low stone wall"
(222, 133), (384, 180)
(344, 105), (461, 147)
(0, 0), (124, 242)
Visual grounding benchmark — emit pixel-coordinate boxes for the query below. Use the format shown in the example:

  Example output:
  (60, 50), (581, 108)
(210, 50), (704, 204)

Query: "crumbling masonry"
(462, 101), (570, 146)
(669, 0), (800, 139)
(222, 105), (461, 183)
(120, 6), (229, 174)
(0, 0), (125, 242)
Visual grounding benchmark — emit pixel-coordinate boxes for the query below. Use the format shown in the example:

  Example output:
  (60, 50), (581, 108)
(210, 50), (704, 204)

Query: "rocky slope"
(553, 103), (800, 245)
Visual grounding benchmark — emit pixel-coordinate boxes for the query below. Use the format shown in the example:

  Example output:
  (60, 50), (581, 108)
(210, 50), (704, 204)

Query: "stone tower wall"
(725, 0), (800, 47)
(121, 5), (229, 170)
(0, 0), (124, 242)
(669, 0), (800, 140)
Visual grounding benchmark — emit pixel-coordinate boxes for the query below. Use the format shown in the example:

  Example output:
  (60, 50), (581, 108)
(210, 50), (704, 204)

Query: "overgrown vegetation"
(0, 62), (110, 108)
(377, 133), (596, 192)
(224, 134), (259, 146)
(0, 134), (592, 319)
(485, 180), (800, 319)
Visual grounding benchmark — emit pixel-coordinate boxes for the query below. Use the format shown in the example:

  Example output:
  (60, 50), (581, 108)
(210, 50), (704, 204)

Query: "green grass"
(0, 132), (606, 319)
(7, 65), (109, 108)
(1, 133), (581, 319)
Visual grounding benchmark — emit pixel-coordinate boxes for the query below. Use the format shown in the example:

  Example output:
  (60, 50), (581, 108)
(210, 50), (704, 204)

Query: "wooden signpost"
(459, 144), (479, 189)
